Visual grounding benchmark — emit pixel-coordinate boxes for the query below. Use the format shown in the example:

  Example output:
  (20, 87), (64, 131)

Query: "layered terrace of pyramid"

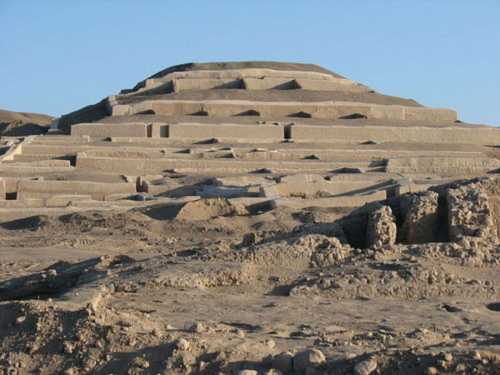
(1, 62), (500, 224)
(58, 61), (463, 136)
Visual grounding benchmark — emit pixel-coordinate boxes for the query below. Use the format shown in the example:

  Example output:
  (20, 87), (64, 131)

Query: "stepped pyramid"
(1, 61), (500, 221)
(59, 61), (460, 136)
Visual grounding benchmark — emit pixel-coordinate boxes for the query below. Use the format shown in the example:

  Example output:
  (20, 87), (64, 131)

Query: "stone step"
(132, 68), (343, 94)
(386, 157), (500, 176)
(290, 125), (500, 145)
(44, 142), (482, 164)
(111, 99), (457, 123)
(241, 77), (367, 92)
(5, 157), (72, 166)
(26, 134), (487, 159)
(0, 165), (74, 174)
(29, 136), (93, 145)
(76, 155), (377, 175)
(19, 144), (93, 155)
(269, 193), (388, 209)
(260, 178), (396, 199)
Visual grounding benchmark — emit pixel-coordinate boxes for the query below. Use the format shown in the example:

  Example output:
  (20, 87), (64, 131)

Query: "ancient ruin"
(0, 62), (499, 374)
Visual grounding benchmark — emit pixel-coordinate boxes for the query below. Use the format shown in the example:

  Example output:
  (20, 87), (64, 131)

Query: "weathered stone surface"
(400, 191), (439, 244)
(167, 123), (284, 142)
(293, 348), (326, 372)
(447, 183), (497, 243)
(387, 156), (500, 175)
(71, 123), (150, 138)
(291, 125), (500, 145)
(366, 205), (397, 248)
(354, 358), (378, 375)
(272, 352), (294, 373)
(0, 177), (5, 200)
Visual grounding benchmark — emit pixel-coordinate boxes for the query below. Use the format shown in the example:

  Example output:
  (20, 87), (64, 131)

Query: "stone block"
(71, 123), (150, 138)
(0, 178), (5, 200)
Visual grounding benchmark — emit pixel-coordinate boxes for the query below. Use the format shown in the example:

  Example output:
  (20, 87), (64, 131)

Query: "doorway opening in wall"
(6, 192), (17, 200)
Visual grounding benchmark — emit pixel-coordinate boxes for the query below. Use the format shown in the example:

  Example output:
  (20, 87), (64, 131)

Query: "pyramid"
(59, 61), (456, 133)
(1, 63), (500, 373)
(1, 61), (500, 216)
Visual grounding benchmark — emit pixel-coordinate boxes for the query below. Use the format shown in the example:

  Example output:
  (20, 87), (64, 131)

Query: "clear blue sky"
(1, 1), (499, 125)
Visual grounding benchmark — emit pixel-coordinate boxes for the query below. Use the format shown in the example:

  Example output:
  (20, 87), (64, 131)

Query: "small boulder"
(354, 358), (378, 375)
(175, 338), (190, 351)
(293, 348), (326, 372)
(272, 352), (293, 373)
(238, 371), (258, 375)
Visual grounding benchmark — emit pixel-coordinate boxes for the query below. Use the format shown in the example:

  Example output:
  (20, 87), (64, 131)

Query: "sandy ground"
(0, 197), (498, 374)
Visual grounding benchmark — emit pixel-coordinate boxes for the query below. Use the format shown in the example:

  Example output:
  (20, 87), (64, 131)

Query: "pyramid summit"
(57, 60), (462, 134)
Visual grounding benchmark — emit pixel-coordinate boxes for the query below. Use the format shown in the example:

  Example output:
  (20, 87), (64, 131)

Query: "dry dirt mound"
(0, 108), (53, 136)
(174, 198), (248, 221)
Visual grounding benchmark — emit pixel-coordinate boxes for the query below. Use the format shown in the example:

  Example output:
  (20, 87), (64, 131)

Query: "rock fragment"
(175, 338), (191, 351)
(238, 370), (258, 375)
(354, 358), (378, 375)
(293, 348), (326, 372)
(272, 352), (293, 373)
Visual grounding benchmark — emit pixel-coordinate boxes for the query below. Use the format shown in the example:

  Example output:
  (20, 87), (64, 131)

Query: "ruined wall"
(399, 192), (440, 244)
(17, 180), (137, 201)
(366, 205), (397, 248)
(447, 183), (497, 243)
